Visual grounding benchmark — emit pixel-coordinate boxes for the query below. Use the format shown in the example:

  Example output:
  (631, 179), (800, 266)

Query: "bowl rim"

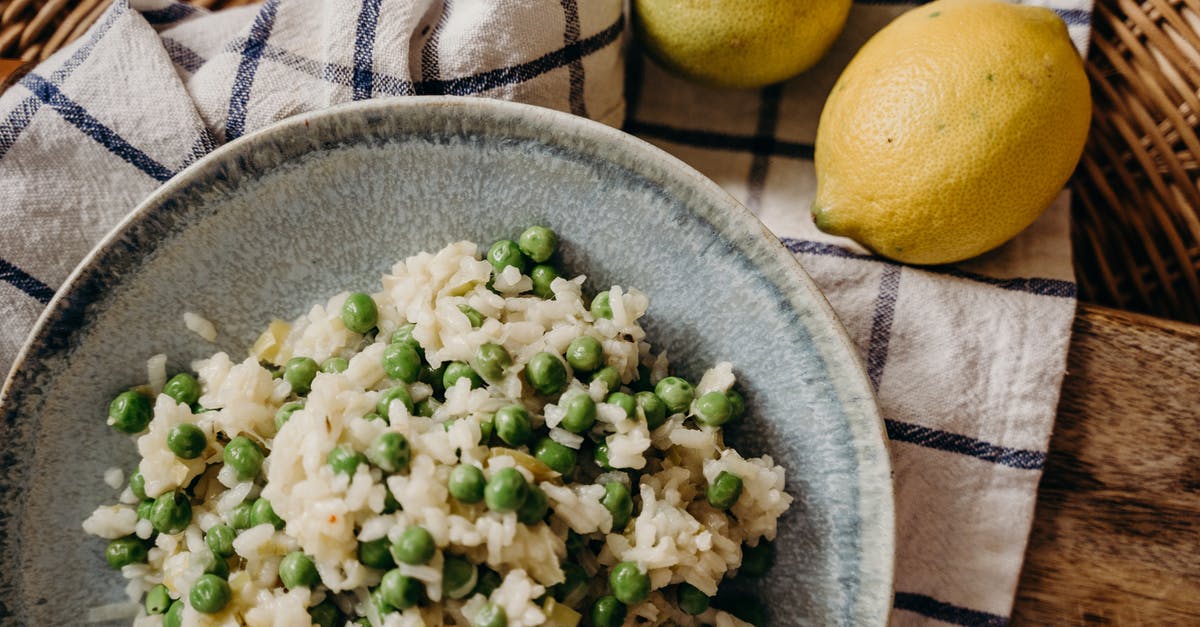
(0, 95), (894, 624)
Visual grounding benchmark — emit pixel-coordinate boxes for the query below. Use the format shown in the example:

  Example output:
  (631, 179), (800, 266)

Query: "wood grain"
(1013, 303), (1200, 625)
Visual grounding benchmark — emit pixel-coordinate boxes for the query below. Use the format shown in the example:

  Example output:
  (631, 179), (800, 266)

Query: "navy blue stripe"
(781, 238), (1077, 298)
(894, 592), (1008, 626)
(866, 265), (901, 390)
(141, 2), (197, 25)
(885, 419), (1046, 470)
(0, 3), (126, 160)
(854, 0), (1090, 27)
(21, 73), (175, 182)
(226, 0), (280, 140)
(162, 37), (206, 74)
(416, 0), (451, 94)
(746, 83), (785, 212)
(0, 259), (54, 304)
(424, 15), (622, 96)
(559, 0), (588, 117)
(351, 0), (382, 101)
(626, 120), (814, 160)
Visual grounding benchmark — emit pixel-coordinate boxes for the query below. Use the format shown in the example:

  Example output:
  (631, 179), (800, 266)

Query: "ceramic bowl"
(0, 97), (893, 625)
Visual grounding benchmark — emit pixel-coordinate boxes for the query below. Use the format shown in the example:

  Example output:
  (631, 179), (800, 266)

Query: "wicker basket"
(2, 0), (1198, 322)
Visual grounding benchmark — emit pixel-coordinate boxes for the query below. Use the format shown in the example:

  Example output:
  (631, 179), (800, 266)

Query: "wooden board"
(1013, 303), (1200, 624)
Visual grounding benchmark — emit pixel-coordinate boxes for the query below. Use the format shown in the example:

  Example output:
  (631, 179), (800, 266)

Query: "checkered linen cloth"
(0, 0), (1092, 624)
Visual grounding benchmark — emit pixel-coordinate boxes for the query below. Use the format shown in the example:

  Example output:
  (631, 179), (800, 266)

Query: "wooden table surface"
(1012, 303), (1200, 624)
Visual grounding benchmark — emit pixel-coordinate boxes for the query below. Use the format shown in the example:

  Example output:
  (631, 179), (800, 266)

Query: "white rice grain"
(183, 311), (218, 342)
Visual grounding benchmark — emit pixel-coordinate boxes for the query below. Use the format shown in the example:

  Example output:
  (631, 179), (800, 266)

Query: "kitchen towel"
(0, 0), (1091, 624)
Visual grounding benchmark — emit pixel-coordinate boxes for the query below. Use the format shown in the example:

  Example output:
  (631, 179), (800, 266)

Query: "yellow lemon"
(812, 0), (1091, 265)
(633, 0), (852, 89)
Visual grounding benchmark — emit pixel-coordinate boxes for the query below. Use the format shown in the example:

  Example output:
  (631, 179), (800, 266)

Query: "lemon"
(811, 0), (1091, 265)
(633, 0), (852, 89)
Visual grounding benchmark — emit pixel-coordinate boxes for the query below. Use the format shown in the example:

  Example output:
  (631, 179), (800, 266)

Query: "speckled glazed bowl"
(0, 97), (893, 625)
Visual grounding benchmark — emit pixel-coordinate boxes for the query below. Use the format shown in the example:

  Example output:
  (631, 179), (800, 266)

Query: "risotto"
(84, 227), (792, 627)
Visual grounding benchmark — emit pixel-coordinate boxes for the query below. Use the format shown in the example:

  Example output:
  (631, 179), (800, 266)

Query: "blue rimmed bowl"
(0, 97), (893, 625)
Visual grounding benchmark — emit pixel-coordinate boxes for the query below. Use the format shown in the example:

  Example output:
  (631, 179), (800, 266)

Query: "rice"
(184, 312), (219, 342)
(84, 234), (791, 626)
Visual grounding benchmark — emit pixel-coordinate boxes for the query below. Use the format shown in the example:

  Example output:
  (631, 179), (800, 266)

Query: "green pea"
(487, 239), (528, 275)
(342, 292), (379, 334)
(163, 600), (184, 627)
(189, 573), (231, 614)
(636, 392), (668, 430)
(741, 541), (774, 577)
(590, 366), (620, 392)
(279, 551), (319, 589)
(484, 467), (529, 513)
(518, 225), (558, 263)
(391, 526), (436, 565)
(197, 548), (228, 579)
(136, 499), (154, 520)
(609, 561), (650, 604)
(328, 446), (366, 476)
(473, 602), (507, 627)
(443, 555), (478, 600)
(654, 377), (694, 414)
(371, 588), (394, 616)
(415, 398), (441, 417)
(450, 464), (486, 503)
(166, 423), (206, 459)
(591, 595), (627, 627)
(479, 415), (495, 443)
(457, 304), (485, 328)
(205, 524), (236, 558)
(565, 336), (604, 373)
(105, 536), (148, 569)
(250, 497), (284, 529)
(228, 502), (253, 530)
(606, 392), (636, 419)
(533, 437), (577, 476)
(694, 391), (733, 426)
(275, 401), (304, 430)
(474, 343), (512, 381)
(551, 397), (592, 436)
(601, 482), (634, 532)
(590, 291), (613, 319)
(163, 373), (201, 406)
(516, 485), (549, 525)
(391, 323), (422, 351)
(358, 537), (395, 569)
(366, 432), (411, 474)
(594, 441), (613, 470)
(443, 361), (484, 390)
(377, 386), (414, 420)
(380, 569), (423, 609)
(529, 264), (559, 299)
(384, 487), (401, 514)
(223, 436), (263, 481)
(420, 363), (447, 397)
(321, 357), (349, 373)
(473, 566), (502, 597)
(129, 468), (147, 500)
(108, 390), (152, 434)
(150, 492), (192, 534)
(145, 583), (171, 615)
(677, 583), (709, 615)
(525, 352), (567, 395)
(383, 342), (422, 383)
(284, 357), (319, 395)
(727, 389), (746, 421)
(553, 562), (589, 604)
(707, 471), (744, 510)
(494, 405), (533, 447)
(308, 599), (344, 627)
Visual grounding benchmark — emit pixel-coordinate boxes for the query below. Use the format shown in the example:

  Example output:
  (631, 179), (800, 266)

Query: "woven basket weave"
(2, 0), (1198, 322)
